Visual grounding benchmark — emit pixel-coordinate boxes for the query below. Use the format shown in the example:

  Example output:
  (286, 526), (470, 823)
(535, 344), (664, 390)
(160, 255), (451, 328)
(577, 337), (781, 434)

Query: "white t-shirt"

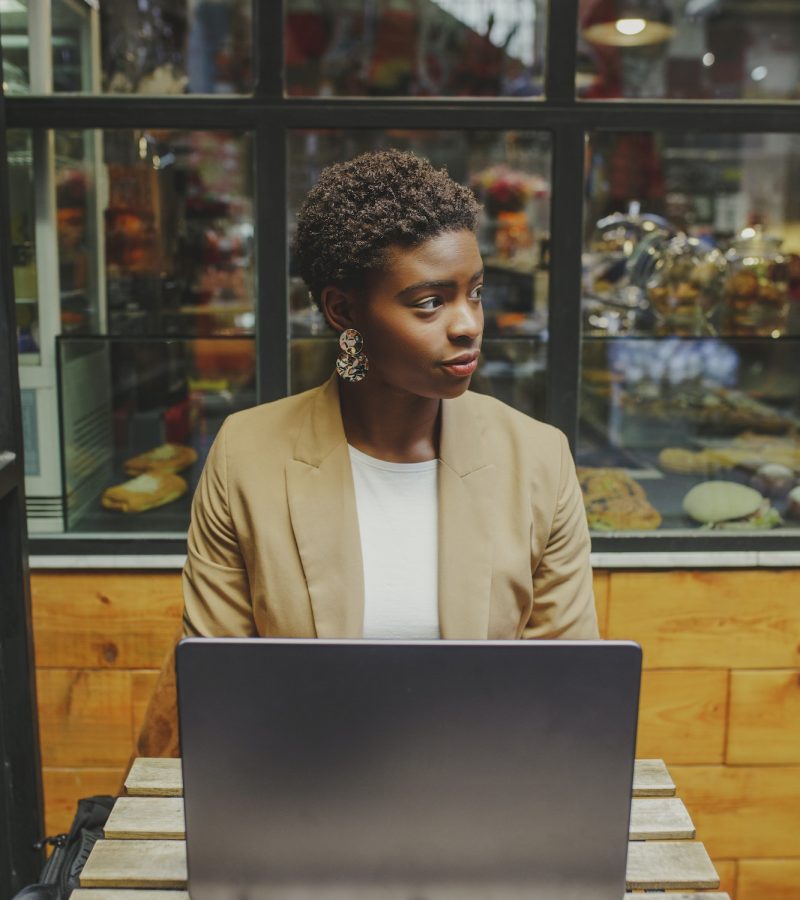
(348, 445), (440, 640)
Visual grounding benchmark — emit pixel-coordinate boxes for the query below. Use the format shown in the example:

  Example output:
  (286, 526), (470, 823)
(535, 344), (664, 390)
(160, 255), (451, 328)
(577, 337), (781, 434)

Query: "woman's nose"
(448, 297), (483, 341)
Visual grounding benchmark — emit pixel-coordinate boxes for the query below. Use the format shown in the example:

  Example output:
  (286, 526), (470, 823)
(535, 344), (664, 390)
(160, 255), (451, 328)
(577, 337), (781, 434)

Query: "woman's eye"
(414, 296), (443, 310)
(470, 285), (484, 301)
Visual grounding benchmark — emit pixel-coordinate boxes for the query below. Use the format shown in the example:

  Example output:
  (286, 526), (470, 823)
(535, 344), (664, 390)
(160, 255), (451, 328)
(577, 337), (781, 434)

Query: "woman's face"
(349, 229), (484, 401)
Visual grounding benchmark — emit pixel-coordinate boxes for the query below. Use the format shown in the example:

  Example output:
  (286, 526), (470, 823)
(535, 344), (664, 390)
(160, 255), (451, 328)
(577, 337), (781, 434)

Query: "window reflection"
(1, 0), (252, 95)
(285, 0), (546, 97)
(578, 0), (800, 101)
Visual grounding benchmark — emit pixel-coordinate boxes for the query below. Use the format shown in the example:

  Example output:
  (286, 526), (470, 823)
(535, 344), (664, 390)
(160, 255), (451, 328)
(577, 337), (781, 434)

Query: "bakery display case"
(579, 130), (800, 539)
(5, 1), (800, 555)
(57, 336), (255, 534)
(578, 336), (800, 535)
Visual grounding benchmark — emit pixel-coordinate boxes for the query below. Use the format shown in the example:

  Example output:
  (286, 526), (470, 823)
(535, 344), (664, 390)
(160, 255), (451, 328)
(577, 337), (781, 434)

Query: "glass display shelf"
(578, 335), (800, 540)
(57, 336), (255, 536)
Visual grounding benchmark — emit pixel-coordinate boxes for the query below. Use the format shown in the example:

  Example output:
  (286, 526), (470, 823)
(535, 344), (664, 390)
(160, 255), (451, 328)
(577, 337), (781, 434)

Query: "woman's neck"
(338, 381), (440, 463)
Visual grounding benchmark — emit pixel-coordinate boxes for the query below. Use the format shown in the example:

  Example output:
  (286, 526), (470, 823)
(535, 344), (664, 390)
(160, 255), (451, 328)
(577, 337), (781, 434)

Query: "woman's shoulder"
(461, 389), (564, 448)
(215, 382), (327, 464)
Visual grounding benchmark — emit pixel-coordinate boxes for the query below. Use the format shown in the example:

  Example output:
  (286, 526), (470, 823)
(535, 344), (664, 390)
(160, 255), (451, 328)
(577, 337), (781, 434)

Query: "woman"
(183, 147), (596, 641)
(138, 149), (596, 755)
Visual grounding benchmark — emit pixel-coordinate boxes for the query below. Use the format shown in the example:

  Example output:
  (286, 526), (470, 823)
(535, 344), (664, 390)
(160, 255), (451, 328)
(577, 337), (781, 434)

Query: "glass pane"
(286, 0), (546, 97)
(3, 0), (252, 94)
(578, 0), (800, 101)
(58, 336), (256, 535)
(101, 130), (255, 336)
(288, 130), (552, 418)
(1, 1), (30, 94)
(13, 128), (255, 536)
(579, 131), (800, 537)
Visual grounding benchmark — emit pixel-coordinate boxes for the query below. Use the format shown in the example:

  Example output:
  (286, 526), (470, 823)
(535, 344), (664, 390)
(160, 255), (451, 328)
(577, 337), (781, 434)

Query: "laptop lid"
(177, 639), (641, 900)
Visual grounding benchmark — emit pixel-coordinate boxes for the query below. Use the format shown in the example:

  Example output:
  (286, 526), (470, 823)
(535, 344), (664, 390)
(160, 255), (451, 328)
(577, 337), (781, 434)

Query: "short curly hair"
(292, 149), (480, 304)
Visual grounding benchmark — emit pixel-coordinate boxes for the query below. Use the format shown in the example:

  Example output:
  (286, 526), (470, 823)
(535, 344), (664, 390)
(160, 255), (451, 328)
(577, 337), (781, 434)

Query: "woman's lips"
(440, 353), (479, 377)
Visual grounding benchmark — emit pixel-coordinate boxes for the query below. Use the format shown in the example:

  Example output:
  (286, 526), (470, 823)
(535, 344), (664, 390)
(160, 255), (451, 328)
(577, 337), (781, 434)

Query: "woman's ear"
(319, 286), (358, 333)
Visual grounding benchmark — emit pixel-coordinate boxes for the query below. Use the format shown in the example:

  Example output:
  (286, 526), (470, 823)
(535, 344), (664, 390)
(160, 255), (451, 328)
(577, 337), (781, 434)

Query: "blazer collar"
(287, 375), (494, 640)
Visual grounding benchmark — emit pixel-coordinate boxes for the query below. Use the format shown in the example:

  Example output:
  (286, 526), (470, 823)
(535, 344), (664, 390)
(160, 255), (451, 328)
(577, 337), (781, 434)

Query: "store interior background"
(1, 2), (800, 898)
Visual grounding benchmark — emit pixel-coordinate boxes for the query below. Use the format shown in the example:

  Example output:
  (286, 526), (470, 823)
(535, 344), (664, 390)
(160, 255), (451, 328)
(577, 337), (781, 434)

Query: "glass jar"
(583, 206), (674, 334)
(643, 234), (727, 336)
(724, 227), (790, 337)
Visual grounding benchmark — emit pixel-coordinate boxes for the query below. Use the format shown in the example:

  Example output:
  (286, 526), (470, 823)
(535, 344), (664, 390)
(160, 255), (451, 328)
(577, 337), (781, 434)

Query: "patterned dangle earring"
(335, 328), (369, 383)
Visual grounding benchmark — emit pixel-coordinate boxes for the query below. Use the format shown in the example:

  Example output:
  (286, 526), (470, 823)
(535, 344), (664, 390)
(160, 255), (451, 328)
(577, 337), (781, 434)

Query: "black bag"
(12, 795), (115, 900)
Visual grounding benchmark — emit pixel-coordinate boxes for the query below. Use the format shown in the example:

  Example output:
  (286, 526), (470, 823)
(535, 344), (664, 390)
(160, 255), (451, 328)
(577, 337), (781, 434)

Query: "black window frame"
(4, 0), (800, 556)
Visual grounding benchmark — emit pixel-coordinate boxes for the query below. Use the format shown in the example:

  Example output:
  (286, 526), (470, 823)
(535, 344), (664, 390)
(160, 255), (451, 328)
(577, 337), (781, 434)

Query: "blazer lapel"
(286, 376), (365, 638)
(437, 394), (495, 639)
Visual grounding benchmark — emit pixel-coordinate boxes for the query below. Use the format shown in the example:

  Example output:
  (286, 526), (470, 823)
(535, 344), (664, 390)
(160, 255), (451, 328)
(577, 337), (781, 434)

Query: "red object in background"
(285, 12), (330, 64)
(164, 397), (191, 444)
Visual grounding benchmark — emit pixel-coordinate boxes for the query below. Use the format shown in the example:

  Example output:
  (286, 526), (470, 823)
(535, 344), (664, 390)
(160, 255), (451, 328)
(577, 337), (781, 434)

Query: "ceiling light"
(616, 18), (647, 36)
(751, 66), (768, 82)
(582, 1), (676, 48)
(702, 52), (715, 67)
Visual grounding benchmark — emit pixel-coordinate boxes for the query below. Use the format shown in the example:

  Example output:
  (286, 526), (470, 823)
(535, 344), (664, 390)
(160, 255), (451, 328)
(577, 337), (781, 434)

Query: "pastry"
(577, 468), (662, 531)
(750, 464), (795, 499)
(124, 443), (198, 475)
(682, 480), (781, 529)
(102, 472), (187, 513)
(658, 447), (727, 475)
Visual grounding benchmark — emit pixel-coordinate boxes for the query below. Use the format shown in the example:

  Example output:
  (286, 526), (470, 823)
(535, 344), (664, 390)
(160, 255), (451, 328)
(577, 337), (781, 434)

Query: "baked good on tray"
(123, 443), (198, 475)
(101, 472), (187, 513)
(577, 467), (662, 531)
(658, 432), (800, 475)
(682, 480), (781, 529)
(618, 384), (794, 434)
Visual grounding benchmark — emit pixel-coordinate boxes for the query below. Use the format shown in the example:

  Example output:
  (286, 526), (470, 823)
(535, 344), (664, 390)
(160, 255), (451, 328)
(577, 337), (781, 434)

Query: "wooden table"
(74, 757), (730, 899)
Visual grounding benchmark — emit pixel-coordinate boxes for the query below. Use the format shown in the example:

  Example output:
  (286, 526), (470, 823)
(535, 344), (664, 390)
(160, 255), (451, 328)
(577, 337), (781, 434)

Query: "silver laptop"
(177, 639), (641, 900)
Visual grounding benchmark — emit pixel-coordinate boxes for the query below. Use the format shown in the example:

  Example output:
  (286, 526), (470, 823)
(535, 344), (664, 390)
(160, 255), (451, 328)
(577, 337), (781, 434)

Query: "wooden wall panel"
(711, 860), (737, 900)
(737, 860), (800, 900)
(132, 671), (161, 740)
(728, 670), (800, 765)
(592, 571), (610, 637)
(606, 570), (800, 669)
(31, 573), (182, 669)
(636, 670), (728, 764)
(27, 566), (800, 897)
(671, 765), (800, 859)
(42, 768), (125, 836)
(37, 669), (136, 768)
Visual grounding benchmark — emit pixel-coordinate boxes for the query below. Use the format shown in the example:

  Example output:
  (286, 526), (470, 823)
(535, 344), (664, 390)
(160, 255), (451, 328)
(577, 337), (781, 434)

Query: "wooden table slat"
(105, 795), (696, 843)
(625, 842), (720, 891)
(105, 797), (185, 840)
(624, 895), (729, 899)
(125, 757), (676, 799)
(80, 838), (720, 892)
(125, 758), (182, 797)
(629, 797), (695, 840)
(80, 840), (187, 889)
(72, 892), (191, 899)
(632, 759), (675, 796)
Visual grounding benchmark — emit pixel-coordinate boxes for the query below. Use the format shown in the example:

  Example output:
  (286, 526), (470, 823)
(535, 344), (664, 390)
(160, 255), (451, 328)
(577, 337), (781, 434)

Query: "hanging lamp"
(582, 0), (677, 47)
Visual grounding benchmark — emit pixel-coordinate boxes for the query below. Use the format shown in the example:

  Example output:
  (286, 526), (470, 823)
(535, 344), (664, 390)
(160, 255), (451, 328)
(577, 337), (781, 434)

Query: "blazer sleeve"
(182, 420), (257, 638)
(523, 431), (599, 640)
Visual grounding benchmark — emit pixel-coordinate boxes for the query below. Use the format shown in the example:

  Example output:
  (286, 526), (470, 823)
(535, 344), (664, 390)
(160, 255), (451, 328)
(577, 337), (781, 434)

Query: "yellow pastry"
(101, 472), (187, 513)
(124, 443), (198, 475)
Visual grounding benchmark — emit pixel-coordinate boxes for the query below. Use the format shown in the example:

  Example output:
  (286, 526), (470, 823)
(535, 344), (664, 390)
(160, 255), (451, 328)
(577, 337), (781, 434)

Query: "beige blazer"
(182, 375), (598, 641)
